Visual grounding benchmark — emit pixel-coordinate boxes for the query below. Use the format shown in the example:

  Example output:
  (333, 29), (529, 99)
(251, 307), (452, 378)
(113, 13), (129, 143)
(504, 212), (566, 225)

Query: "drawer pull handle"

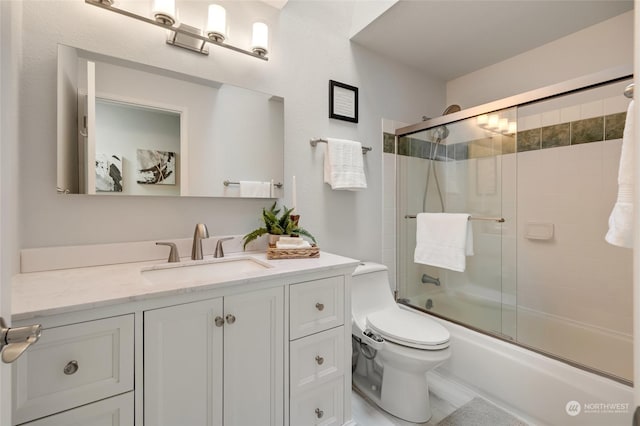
(226, 314), (236, 324)
(315, 303), (324, 311)
(215, 316), (225, 327)
(315, 408), (324, 419)
(64, 360), (79, 375)
(315, 355), (324, 365)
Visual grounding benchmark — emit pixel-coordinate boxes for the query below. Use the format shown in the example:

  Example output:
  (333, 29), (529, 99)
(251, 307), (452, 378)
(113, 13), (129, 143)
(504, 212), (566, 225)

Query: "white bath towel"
(606, 100), (635, 248)
(414, 213), (474, 272)
(239, 181), (271, 198)
(323, 138), (367, 190)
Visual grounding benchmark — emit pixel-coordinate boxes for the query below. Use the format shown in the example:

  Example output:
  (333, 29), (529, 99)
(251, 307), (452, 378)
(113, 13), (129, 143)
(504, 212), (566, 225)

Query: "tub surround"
(11, 240), (358, 426)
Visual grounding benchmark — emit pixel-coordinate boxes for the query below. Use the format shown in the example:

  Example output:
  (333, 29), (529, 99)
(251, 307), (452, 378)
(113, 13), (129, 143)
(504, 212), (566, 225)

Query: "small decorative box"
(266, 244), (320, 260)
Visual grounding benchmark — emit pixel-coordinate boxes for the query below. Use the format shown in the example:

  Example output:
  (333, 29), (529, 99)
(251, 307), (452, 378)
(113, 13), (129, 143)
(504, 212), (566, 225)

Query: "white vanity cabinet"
(144, 286), (284, 426)
(11, 251), (357, 426)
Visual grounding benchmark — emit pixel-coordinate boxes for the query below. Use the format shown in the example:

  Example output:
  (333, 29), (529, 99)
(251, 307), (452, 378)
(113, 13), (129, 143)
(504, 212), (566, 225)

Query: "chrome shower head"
(433, 125), (449, 141)
(442, 104), (461, 115)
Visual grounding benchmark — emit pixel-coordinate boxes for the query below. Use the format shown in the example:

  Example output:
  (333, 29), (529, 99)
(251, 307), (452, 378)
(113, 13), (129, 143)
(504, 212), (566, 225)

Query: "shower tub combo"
(391, 68), (635, 425)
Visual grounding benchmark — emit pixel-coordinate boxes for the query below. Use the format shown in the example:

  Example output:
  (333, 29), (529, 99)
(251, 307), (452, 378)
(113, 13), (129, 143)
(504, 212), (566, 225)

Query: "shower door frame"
(394, 65), (634, 386)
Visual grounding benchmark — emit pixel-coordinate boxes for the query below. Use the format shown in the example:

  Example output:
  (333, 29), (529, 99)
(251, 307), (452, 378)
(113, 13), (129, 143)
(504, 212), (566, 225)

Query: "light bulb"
(251, 22), (268, 56)
(476, 114), (489, 126)
(488, 114), (500, 130)
(152, 0), (176, 25)
(498, 118), (509, 132)
(206, 4), (226, 42)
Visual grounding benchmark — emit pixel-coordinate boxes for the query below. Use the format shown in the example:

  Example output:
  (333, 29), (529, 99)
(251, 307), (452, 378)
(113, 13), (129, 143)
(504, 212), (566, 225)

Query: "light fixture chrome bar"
(404, 214), (505, 223)
(624, 83), (634, 99)
(85, 0), (268, 61)
(310, 138), (373, 154)
(223, 180), (283, 188)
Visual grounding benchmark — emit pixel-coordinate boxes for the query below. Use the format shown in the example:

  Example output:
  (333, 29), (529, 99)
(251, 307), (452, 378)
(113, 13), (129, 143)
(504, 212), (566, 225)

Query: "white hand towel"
(606, 100), (635, 248)
(239, 181), (271, 198)
(323, 138), (367, 190)
(414, 213), (474, 272)
(276, 241), (312, 249)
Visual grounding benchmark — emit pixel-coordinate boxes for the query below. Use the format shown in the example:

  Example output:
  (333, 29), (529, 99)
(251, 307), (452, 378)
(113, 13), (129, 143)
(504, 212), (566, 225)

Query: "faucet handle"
(214, 237), (234, 258)
(156, 242), (180, 263)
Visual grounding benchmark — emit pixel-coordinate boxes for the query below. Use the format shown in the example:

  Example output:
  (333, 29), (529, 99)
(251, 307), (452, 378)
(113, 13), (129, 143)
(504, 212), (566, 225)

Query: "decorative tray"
(266, 244), (320, 259)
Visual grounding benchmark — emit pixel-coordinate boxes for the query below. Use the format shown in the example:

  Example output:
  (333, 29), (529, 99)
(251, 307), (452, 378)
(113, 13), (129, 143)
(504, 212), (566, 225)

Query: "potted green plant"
(243, 202), (317, 249)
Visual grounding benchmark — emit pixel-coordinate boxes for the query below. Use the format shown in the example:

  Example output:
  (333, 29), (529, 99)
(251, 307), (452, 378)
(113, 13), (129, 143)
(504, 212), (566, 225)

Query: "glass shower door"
(396, 107), (517, 339)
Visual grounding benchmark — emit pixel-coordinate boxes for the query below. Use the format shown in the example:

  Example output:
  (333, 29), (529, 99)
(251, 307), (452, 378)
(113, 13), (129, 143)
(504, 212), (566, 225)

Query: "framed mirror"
(57, 44), (284, 198)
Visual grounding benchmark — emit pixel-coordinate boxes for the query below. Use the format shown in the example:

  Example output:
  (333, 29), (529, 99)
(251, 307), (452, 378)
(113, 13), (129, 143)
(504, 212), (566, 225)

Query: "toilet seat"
(366, 307), (450, 350)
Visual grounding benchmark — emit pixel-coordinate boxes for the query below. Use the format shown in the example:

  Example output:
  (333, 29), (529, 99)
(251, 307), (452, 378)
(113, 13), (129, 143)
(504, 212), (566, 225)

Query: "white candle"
(292, 175), (297, 212)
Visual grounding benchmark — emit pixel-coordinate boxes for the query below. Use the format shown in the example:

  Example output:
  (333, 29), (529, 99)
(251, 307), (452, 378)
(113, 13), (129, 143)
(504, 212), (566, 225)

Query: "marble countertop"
(12, 251), (360, 321)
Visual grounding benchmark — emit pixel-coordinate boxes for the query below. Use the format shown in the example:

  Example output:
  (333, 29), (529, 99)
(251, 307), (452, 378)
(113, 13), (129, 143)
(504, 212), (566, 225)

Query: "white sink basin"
(141, 256), (272, 286)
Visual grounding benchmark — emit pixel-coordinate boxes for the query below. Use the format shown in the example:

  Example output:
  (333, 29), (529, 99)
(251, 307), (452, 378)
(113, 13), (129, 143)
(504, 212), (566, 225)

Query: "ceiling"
(351, 0), (633, 81)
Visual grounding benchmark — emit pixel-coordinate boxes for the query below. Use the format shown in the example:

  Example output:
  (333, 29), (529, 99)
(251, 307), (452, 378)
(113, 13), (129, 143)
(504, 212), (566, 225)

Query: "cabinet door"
(144, 298), (223, 426)
(224, 287), (284, 426)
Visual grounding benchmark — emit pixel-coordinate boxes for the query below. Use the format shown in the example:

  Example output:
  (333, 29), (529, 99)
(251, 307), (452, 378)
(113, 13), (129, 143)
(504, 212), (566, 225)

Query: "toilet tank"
(351, 262), (397, 332)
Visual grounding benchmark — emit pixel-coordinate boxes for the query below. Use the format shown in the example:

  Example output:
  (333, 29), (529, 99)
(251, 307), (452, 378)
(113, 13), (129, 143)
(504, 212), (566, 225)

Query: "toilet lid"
(366, 308), (450, 350)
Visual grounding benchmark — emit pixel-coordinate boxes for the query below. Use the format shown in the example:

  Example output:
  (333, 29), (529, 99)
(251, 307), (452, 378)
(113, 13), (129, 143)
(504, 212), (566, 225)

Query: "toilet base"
(353, 368), (432, 423)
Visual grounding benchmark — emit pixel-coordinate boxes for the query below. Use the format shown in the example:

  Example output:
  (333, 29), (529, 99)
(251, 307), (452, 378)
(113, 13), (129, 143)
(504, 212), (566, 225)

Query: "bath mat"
(437, 397), (528, 426)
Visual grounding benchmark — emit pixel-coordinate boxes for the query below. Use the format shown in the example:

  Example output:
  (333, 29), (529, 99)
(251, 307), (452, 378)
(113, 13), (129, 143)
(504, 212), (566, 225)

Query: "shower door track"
(395, 66), (632, 138)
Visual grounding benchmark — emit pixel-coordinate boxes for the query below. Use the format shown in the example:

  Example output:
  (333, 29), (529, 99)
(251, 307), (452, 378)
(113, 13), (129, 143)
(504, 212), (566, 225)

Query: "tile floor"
(351, 387), (458, 426)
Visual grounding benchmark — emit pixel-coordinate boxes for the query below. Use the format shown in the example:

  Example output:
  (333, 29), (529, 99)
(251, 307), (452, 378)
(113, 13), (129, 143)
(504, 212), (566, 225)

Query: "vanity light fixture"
(251, 22), (269, 56)
(206, 4), (227, 42)
(152, 0), (176, 25)
(85, 0), (268, 61)
(476, 113), (516, 135)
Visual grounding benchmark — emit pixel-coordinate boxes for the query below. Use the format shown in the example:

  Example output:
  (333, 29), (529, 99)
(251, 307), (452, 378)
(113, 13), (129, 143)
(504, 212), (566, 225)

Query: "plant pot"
(268, 234), (289, 246)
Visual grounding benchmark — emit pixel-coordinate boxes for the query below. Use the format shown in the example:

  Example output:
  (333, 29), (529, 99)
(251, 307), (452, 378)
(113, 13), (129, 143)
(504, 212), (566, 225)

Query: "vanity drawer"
(290, 326), (344, 395)
(290, 378), (344, 426)
(13, 315), (134, 425)
(290, 276), (344, 340)
(22, 392), (134, 426)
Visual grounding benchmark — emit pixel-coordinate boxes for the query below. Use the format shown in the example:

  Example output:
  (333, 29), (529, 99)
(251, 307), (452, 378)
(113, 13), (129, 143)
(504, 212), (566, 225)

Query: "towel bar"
(405, 214), (505, 223)
(310, 138), (373, 154)
(223, 180), (283, 188)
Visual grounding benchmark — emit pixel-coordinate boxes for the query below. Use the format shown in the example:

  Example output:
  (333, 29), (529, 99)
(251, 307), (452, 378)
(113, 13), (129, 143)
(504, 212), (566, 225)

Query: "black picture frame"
(329, 80), (358, 123)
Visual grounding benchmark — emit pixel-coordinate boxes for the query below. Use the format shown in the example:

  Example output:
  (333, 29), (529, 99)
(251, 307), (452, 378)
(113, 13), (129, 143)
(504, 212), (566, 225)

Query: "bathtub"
(401, 302), (634, 425)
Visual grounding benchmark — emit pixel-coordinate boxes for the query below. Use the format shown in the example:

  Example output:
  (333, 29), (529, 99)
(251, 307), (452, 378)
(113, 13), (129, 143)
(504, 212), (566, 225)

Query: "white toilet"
(351, 262), (451, 423)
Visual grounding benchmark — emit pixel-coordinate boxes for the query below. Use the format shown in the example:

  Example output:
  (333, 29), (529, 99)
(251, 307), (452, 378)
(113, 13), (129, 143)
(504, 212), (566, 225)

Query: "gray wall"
(17, 1), (446, 263)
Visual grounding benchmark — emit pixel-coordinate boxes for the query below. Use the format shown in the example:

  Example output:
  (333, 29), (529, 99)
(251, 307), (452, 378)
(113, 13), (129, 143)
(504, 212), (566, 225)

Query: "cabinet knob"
(214, 316), (225, 327)
(225, 314), (236, 324)
(315, 408), (324, 419)
(315, 355), (324, 365)
(63, 360), (79, 375)
(315, 302), (324, 311)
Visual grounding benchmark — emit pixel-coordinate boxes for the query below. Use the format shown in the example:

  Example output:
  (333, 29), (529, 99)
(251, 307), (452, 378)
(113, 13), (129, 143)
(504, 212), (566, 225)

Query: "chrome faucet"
(421, 273), (441, 286)
(214, 237), (233, 258)
(191, 223), (210, 260)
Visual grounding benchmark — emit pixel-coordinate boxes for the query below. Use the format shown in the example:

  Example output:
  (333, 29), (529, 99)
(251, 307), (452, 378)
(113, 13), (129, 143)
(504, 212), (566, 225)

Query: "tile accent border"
(393, 111), (626, 161)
